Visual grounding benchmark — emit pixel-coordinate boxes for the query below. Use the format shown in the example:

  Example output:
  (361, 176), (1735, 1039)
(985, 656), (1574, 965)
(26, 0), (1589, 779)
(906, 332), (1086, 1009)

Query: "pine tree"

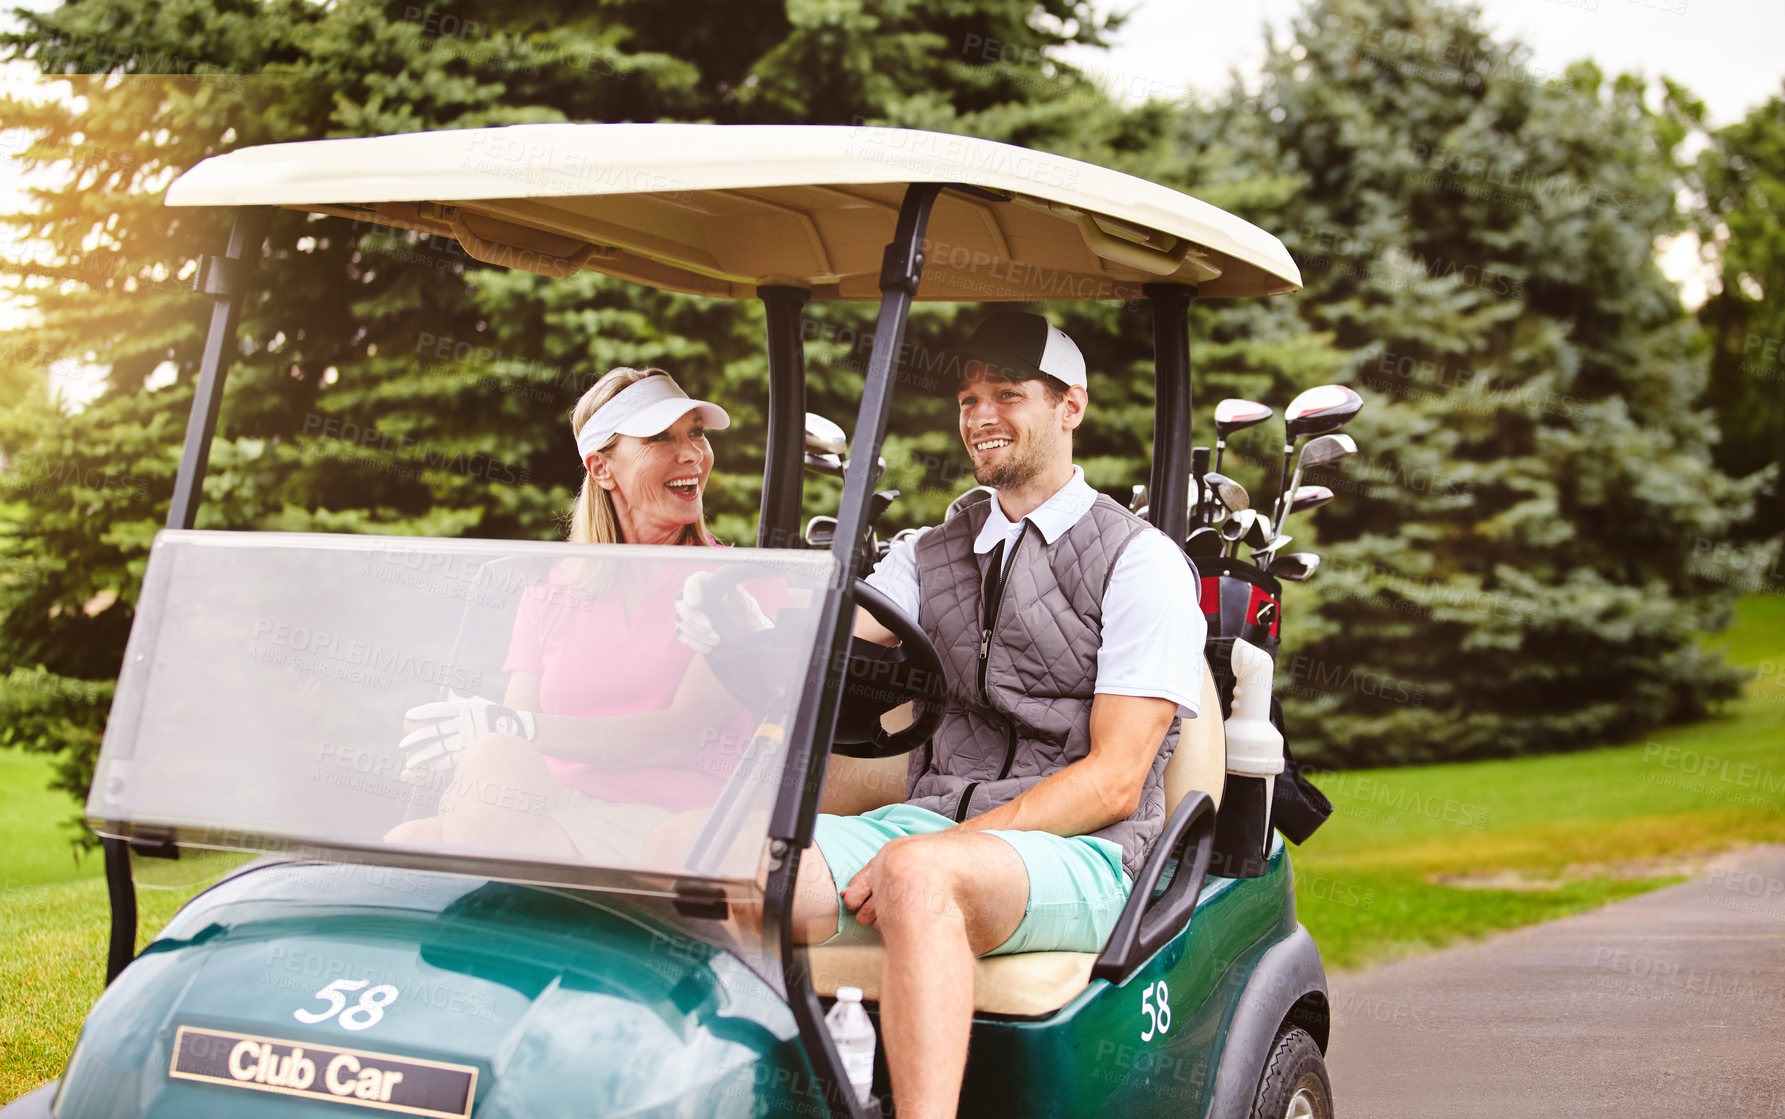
(1178, 0), (1757, 765)
(1688, 85), (1785, 543)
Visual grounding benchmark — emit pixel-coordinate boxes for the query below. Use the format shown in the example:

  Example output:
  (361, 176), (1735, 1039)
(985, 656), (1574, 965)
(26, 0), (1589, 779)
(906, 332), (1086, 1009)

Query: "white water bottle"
(825, 986), (877, 1104)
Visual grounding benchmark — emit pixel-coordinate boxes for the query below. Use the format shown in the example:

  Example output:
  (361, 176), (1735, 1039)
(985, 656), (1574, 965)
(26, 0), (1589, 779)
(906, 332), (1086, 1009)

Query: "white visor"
(576, 375), (731, 461)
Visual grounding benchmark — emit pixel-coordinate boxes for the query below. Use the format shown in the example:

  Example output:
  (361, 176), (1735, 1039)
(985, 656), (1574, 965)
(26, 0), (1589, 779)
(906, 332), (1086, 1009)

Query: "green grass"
(1296, 594), (1785, 969)
(2, 599), (1782, 1100)
(0, 753), (246, 1102)
(0, 752), (96, 891)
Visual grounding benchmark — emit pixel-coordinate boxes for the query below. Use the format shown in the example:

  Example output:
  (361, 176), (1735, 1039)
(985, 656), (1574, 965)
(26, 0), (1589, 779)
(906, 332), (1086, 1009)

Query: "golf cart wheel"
(1249, 1026), (1332, 1119)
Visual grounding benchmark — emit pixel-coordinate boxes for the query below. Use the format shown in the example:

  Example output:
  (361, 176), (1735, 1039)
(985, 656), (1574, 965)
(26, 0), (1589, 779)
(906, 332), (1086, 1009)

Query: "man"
(797, 311), (1208, 1118)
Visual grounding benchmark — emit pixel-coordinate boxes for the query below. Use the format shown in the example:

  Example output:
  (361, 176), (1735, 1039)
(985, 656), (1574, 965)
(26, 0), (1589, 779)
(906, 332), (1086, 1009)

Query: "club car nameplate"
(169, 1025), (477, 1118)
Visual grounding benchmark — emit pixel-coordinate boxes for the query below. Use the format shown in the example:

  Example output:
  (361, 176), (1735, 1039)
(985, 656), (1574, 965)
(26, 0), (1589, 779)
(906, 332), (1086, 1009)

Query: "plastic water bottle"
(825, 986), (877, 1104)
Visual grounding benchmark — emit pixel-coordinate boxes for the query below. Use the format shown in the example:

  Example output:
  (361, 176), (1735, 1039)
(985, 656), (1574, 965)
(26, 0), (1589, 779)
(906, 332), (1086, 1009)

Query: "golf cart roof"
(164, 123), (1301, 301)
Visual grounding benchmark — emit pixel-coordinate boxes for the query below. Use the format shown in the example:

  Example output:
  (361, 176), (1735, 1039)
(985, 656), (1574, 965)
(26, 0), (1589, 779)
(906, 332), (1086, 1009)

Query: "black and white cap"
(945, 311), (1087, 393)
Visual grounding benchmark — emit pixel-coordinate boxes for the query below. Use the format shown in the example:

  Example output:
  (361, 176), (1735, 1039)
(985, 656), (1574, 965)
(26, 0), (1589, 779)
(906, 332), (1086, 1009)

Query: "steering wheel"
(834, 578), (948, 759)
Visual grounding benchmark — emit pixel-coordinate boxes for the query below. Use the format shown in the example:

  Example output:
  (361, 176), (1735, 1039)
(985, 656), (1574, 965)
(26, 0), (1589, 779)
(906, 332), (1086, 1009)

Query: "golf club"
(804, 515), (836, 547)
(1272, 552), (1321, 581)
(1202, 471), (1249, 525)
(803, 412), (848, 456)
(1186, 525), (1222, 557)
(1221, 508), (1258, 558)
(1282, 433), (1357, 520)
(1211, 399), (1272, 523)
(1251, 533), (1292, 567)
(1286, 484), (1335, 519)
(1270, 385), (1362, 532)
(1191, 446), (1210, 526)
(1242, 513), (1273, 552)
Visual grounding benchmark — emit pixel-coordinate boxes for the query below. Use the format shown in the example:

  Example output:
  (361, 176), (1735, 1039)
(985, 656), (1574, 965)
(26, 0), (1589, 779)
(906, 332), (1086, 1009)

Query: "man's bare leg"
(857, 832), (1029, 1119)
(725, 842), (843, 952)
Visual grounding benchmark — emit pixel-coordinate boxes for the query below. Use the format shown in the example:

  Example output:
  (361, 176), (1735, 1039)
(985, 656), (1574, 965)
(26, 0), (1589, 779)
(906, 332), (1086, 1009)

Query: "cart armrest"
(1091, 791), (1216, 983)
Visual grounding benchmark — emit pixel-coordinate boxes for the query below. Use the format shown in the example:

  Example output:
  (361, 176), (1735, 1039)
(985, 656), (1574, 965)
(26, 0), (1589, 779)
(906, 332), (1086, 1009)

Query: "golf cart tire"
(1208, 923), (1329, 1118)
(0, 1082), (56, 1118)
(1247, 1027), (1332, 1119)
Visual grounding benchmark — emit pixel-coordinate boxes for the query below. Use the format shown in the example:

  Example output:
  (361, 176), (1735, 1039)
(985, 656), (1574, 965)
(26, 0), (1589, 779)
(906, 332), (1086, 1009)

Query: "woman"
(387, 366), (770, 864)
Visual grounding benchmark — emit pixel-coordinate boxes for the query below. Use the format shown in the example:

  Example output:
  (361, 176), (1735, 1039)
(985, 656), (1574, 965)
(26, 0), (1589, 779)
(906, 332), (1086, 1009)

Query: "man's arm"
(852, 528), (921, 646)
(959, 528), (1202, 837)
(853, 610), (900, 646)
(954, 692), (1177, 837)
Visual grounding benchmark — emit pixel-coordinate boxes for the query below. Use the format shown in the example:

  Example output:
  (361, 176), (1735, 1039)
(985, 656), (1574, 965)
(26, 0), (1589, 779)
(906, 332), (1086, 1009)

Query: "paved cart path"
(1325, 845), (1785, 1117)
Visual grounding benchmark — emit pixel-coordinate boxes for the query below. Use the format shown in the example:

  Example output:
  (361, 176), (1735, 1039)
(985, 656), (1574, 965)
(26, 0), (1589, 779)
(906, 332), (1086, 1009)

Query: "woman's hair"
(568, 366), (716, 546)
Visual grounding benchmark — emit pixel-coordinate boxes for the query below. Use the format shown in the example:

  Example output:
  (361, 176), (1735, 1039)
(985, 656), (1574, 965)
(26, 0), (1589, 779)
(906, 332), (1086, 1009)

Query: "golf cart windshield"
(90, 530), (839, 898)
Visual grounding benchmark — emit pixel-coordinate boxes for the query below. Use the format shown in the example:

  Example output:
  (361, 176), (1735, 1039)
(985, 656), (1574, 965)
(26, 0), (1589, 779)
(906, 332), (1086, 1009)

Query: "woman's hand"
(674, 571), (772, 654)
(400, 691), (537, 773)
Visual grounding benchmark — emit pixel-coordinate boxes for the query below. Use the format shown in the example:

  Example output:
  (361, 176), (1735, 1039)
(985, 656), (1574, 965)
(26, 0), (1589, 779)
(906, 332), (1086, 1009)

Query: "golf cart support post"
(103, 205), (272, 984)
(77, 123), (1314, 1119)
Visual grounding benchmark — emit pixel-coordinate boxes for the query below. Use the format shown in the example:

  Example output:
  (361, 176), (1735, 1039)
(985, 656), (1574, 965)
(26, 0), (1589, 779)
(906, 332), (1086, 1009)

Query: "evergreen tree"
(1176, 0), (1757, 765)
(1688, 85), (1785, 543)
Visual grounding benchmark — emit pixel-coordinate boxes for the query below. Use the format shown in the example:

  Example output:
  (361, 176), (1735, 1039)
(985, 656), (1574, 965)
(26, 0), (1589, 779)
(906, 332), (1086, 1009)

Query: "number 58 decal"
(1140, 979), (1171, 1041)
(294, 979), (400, 1032)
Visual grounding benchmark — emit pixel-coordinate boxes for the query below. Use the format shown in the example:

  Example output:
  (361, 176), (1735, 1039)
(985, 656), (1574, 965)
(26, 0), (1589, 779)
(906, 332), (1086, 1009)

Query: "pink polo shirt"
(501, 563), (783, 812)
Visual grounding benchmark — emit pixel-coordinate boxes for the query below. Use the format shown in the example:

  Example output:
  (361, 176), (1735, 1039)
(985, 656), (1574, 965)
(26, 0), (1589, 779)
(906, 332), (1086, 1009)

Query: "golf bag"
(1197, 556), (1333, 878)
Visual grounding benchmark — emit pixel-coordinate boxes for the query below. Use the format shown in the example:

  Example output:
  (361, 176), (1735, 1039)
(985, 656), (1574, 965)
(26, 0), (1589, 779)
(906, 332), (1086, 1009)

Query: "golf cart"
(7, 124), (1334, 1119)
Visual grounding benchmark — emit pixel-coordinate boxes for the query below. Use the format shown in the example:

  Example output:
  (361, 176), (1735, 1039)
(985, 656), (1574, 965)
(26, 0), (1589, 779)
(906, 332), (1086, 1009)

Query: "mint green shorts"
(810, 803), (1133, 956)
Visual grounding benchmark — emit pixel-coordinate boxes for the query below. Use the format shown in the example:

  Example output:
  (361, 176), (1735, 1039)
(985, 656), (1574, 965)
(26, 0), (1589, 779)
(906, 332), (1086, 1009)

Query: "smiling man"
(800, 310), (1208, 1118)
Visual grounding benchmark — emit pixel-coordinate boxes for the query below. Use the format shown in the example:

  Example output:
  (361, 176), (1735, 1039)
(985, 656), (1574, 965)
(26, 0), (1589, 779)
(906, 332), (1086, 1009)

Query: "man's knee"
(790, 844), (839, 943)
(872, 836), (967, 930)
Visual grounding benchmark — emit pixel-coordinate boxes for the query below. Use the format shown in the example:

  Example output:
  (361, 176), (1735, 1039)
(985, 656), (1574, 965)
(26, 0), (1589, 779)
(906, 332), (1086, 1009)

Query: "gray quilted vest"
(906, 492), (1180, 878)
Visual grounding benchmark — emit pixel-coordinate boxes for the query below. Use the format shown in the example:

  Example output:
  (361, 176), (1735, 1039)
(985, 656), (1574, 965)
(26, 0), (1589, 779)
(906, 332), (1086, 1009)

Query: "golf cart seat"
(809, 656), (1226, 1017)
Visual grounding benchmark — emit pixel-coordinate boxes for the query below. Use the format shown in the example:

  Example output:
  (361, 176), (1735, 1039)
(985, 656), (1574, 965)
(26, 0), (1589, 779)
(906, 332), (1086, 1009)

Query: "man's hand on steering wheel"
(835, 580), (947, 758)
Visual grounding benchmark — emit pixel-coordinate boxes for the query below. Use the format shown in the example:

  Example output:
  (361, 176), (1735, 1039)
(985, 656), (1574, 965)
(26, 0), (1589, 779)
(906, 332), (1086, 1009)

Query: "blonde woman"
(388, 367), (772, 862)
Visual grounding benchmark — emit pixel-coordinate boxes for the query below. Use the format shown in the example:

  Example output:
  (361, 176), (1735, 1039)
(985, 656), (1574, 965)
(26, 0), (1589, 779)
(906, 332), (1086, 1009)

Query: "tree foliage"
(1688, 84), (1785, 539)
(1176, 0), (1758, 765)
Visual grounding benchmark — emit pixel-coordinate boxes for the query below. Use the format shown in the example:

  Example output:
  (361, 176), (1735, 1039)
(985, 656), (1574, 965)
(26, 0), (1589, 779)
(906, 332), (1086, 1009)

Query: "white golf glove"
(399, 691), (536, 773)
(675, 570), (772, 655)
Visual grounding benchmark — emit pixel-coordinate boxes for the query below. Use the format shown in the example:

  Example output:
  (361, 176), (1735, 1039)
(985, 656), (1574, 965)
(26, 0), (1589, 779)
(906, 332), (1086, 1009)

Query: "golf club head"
(1296, 433), (1358, 471)
(1202, 472), (1249, 512)
(1285, 384), (1364, 441)
(868, 489), (900, 524)
(804, 515), (837, 547)
(1130, 483), (1150, 514)
(1272, 552), (1321, 581)
(804, 412), (849, 456)
(946, 486), (994, 522)
(1288, 485), (1334, 517)
(1186, 526), (1222, 557)
(1220, 508), (1257, 556)
(1215, 398), (1274, 439)
(802, 450), (846, 477)
(1278, 426), (1356, 531)
(1242, 514), (1273, 550)
(1252, 534), (1292, 564)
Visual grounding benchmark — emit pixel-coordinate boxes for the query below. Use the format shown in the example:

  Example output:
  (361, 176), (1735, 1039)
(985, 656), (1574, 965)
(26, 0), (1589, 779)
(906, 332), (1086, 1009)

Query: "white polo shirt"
(865, 467), (1205, 718)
